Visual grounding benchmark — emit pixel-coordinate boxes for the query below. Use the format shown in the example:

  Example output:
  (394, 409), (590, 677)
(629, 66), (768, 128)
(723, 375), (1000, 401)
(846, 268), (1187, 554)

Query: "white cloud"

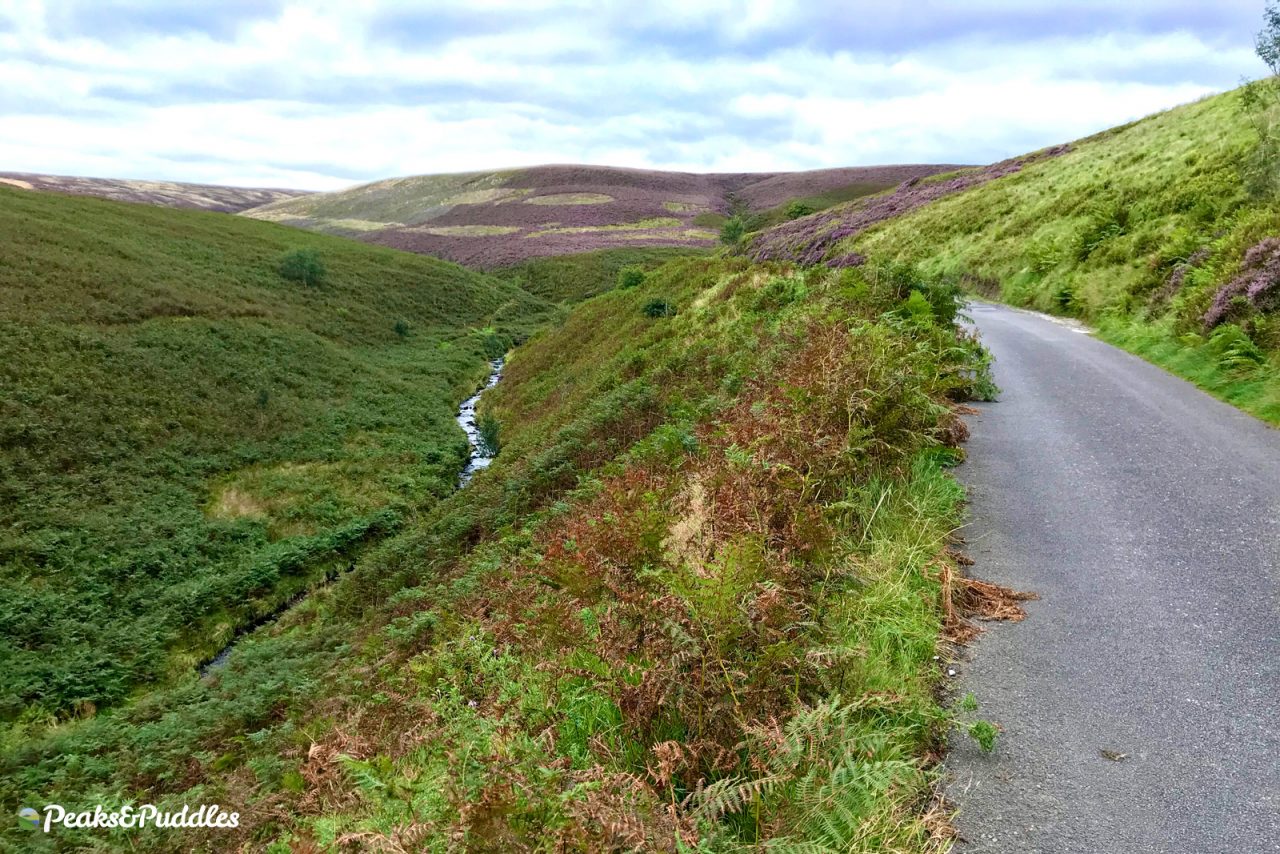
(0, 1), (1266, 188)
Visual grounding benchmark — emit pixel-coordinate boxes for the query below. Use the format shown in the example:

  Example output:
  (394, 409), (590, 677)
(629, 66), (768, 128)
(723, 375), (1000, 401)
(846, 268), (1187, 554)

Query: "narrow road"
(949, 302), (1280, 853)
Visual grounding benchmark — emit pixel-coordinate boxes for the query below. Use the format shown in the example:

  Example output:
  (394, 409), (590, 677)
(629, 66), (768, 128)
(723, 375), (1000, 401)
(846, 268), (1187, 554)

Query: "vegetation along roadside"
(3, 247), (1000, 851)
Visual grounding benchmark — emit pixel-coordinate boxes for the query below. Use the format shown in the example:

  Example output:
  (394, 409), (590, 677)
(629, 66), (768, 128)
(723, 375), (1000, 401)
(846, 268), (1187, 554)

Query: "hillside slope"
(749, 87), (1280, 421)
(0, 185), (556, 722)
(2, 252), (995, 851)
(0, 171), (310, 212)
(242, 163), (958, 268)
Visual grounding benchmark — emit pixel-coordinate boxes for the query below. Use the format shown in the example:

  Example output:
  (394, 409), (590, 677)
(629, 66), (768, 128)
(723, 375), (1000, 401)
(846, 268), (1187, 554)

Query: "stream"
(455, 357), (504, 486)
(200, 357), (505, 676)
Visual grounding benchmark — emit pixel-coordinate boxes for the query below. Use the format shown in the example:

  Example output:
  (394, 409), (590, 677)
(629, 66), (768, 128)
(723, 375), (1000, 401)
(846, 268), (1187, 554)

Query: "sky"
(0, 0), (1269, 191)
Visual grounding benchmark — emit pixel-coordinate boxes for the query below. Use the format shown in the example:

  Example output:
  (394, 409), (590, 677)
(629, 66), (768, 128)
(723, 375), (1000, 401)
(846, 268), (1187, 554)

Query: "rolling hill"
(0, 184), (556, 723)
(1, 250), (991, 851)
(0, 171), (310, 212)
(240, 163), (960, 268)
(746, 86), (1280, 421)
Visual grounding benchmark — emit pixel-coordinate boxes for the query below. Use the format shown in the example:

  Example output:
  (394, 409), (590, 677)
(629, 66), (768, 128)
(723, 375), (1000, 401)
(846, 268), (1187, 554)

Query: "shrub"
(1203, 237), (1280, 328)
(719, 215), (747, 246)
(616, 266), (646, 289)
(278, 248), (326, 287)
(1240, 6), (1280, 198)
(898, 290), (935, 324)
(642, 298), (677, 318)
(752, 275), (806, 312)
(785, 200), (815, 220)
(394, 319), (410, 338)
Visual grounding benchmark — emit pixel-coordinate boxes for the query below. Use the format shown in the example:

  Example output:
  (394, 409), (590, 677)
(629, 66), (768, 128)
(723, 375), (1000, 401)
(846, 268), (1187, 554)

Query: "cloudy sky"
(0, 0), (1268, 190)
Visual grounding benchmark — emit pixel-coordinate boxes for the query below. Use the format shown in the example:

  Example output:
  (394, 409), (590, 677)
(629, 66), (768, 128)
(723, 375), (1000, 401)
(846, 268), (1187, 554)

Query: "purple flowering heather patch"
(747, 145), (1072, 267)
(828, 252), (867, 268)
(342, 163), (960, 267)
(367, 225), (717, 270)
(1203, 237), (1280, 329)
(1156, 246), (1212, 304)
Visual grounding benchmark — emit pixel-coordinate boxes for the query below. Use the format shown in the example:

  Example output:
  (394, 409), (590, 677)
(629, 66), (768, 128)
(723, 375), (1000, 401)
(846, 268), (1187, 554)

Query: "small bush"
(394, 319), (410, 338)
(617, 266), (646, 289)
(752, 276), (806, 312)
(719, 215), (747, 246)
(785, 200), (815, 220)
(642, 298), (677, 318)
(897, 290), (935, 324)
(278, 248), (326, 287)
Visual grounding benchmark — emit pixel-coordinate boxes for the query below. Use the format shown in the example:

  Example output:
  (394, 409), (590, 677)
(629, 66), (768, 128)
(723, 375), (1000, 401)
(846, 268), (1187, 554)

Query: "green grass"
(523, 192), (614, 205)
(243, 169), (522, 231)
(0, 185), (557, 722)
(824, 86), (1280, 423)
(1098, 317), (1280, 421)
(493, 246), (708, 303)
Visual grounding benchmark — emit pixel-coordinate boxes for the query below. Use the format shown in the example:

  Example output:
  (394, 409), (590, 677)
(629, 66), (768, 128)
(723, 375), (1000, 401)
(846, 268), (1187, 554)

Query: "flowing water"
(456, 358), (504, 486)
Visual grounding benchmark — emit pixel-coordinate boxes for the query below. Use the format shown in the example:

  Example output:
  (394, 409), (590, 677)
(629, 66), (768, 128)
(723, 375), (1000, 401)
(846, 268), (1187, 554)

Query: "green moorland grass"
(243, 170), (523, 232)
(828, 87), (1280, 423)
(0, 185), (559, 725)
(1, 256), (991, 851)
(494, 246), (709, 303)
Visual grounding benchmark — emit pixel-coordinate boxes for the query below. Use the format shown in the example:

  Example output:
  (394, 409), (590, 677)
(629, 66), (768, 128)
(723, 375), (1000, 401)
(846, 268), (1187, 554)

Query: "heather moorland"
(241, 163), (958, 268)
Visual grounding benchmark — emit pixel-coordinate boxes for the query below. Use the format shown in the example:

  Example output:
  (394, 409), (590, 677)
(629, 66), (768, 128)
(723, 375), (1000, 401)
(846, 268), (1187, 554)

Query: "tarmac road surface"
(948, 302), (1280, 853)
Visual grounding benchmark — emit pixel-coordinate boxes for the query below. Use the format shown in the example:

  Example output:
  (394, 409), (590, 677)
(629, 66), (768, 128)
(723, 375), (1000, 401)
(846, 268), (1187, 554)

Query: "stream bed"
(456, 358), (504, 486)
(200, 358), (505, 675)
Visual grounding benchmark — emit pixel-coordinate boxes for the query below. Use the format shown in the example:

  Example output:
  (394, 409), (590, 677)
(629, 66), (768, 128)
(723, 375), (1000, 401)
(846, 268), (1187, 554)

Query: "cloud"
(0, 0), (1267, 189)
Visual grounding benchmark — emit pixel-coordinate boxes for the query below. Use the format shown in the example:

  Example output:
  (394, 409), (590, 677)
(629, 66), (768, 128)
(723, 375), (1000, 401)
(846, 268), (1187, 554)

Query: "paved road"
(948, 302), (1280, 853)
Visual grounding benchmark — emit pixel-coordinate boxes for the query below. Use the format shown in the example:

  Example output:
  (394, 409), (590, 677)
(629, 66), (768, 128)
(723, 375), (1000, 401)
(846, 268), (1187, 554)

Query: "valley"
(1, 68), (1278, 854)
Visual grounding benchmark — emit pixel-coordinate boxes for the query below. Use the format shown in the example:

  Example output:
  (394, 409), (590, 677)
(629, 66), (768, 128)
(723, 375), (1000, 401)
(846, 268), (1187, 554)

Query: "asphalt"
(947, 302), (1280, 854)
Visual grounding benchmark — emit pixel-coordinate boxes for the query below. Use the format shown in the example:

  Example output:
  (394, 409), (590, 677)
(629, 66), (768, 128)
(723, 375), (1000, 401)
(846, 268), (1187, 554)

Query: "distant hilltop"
(0, 171), (311, 213)
(238, 163), (963, 268)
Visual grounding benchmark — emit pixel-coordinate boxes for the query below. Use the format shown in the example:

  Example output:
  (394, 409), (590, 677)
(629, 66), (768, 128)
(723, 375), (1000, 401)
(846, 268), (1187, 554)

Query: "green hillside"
(787, 87), (1280, 421)
(0, 185), (557, 722)
(2, 249), (993, 850)
(492, 246), (708, 303)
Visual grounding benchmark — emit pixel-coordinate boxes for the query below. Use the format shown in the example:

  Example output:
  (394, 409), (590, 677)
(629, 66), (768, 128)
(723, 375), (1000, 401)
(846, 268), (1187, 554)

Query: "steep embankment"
(0, 171), (309, 212)
(2, 253), (994, 851)
(0, 185), (556, 723)
(241, 163), (958, 268)
(751, 87), (1280, 421)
